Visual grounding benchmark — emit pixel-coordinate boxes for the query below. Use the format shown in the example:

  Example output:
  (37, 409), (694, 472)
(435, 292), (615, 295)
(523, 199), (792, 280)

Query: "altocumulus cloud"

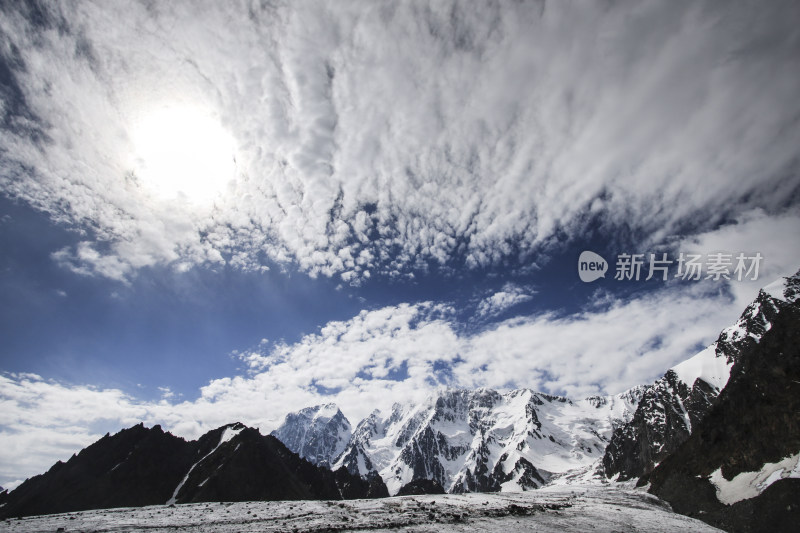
(475, 283), (536, 319)
(1, 1), (799, 282)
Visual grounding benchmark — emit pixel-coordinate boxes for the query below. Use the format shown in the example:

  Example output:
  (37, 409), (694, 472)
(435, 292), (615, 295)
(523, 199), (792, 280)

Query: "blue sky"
(1, 0), (800, 489)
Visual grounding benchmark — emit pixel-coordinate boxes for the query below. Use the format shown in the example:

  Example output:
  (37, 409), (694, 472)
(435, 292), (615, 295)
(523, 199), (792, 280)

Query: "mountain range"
(2, 270), (798, 532)
(268, 269), (800, 531)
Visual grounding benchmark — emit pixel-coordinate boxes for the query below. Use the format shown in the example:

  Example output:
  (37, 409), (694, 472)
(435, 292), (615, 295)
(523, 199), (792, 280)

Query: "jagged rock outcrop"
(396, 478), (446, 496)
(647, 274), (800, 533)
(0, 422), (386, 518)
(602, 283), (787, 481)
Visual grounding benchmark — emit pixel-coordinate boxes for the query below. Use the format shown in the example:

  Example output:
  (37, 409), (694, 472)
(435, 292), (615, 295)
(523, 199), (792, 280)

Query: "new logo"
(578, 251), (608, 282)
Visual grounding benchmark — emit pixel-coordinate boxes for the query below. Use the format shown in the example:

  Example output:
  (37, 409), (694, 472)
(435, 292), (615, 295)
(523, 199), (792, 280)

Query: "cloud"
(0, 372), (149, 487)
(475, 283), (535, 318)
(671, 209), (800, 310)
(0, 1), (798, 281)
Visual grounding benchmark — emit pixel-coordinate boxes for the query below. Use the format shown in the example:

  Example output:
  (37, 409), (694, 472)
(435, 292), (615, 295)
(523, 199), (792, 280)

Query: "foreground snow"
(1, 486), (722, 532)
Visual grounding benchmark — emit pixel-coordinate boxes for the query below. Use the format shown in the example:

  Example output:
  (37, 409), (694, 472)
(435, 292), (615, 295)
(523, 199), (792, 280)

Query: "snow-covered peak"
(334, 386), (643, 495)
(762, 278), (788, 302)
(760, 268), (800, 304)
(271, 404), (352, 466)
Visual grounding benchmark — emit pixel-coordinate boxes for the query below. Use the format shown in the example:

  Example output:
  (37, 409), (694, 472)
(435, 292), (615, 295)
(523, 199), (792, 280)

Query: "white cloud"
(0, 1), (798, 281)
(672, 209), (800, 310)
(157, 387), (176, 400)
(475, 283), (535, 318)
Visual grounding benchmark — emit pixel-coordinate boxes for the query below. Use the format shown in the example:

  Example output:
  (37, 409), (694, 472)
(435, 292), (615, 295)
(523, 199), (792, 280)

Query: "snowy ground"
(1, 485), (722, 532)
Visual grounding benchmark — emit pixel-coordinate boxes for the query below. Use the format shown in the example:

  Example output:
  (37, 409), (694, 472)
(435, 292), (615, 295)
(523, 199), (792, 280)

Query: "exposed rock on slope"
(602, 280), (787, 481)
(0, 422), (385, 518)
(396, 478), (446, 496)
(647, 274), (800, 533)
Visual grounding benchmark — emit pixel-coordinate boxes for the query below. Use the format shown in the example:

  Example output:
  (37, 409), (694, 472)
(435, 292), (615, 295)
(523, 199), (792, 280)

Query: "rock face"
(328, 387), (642, 495)
(602, 283), (786, 481)
(0, 423), (195, 518)
(396, 479), (446, 496)
(0, 422), (386, 518)
(270, 404), (352, 467)
(646, 275), (800, 533)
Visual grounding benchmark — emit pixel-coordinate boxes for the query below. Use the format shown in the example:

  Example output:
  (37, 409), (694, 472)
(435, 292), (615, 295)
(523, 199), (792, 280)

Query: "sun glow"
(131, 106), (236, 205)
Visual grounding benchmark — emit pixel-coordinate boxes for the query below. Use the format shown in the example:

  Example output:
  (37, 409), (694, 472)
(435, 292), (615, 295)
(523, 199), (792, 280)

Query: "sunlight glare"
(131, 107), (235, 205)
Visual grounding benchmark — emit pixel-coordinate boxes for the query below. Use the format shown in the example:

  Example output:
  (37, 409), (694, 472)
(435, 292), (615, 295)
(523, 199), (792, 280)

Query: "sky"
(1, 0), (800, 490)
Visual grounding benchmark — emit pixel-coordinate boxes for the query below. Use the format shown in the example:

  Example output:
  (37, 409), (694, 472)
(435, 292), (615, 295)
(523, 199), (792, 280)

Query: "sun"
(131, 106), (236, 205)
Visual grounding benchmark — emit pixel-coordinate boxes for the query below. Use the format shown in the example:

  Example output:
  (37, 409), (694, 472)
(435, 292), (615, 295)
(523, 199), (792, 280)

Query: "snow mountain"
(267, 270), (800, 512)
(315, 387), (643, 495)
(270, 403), (351, 467)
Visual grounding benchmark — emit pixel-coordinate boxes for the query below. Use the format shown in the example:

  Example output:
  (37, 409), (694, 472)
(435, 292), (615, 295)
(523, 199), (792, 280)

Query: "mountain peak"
(310, 403), (344, 420)
(270, 404), (352, 466)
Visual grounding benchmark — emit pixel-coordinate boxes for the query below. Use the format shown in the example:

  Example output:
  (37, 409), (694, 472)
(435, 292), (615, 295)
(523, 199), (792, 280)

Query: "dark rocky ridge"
(647, 282), (800, 533)
(603, 287), (785, 481)
(0, 422), (387, 518)
(0, 423), (194, 518)
(396, 478), (446, 496)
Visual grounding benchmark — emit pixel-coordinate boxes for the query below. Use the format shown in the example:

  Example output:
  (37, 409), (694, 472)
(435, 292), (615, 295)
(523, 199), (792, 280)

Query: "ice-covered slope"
(270, 404), (352, 467)
(603, 270), (799, 481)
(333, 387), (643, 495)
